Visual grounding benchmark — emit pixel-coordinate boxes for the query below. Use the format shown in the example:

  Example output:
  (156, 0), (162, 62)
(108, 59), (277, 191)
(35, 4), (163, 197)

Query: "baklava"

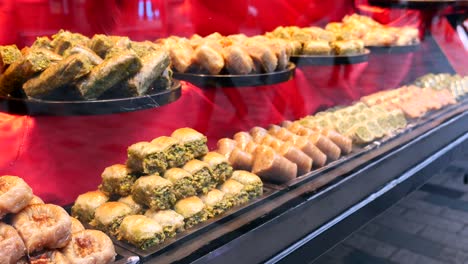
(29, 250), (70, 264)
(126, 141), (168, 174)
(174, 196), (208, 229)
(99, 164), (138, 197)
(71, 190), (109, 223)
(0, 222), (26, 264)
(231, 170), (263, 199)
(202, 152), (233, 185)
(118, 195), (145, 214)
(62, 230), (116, 263)
(70, 217), (85, 234)
(163, 168), (197, 200)
(119, 215), (166, 250)
(91, 202), (133, 236)
(151, 136), (192, 168)
(171, 128), (208, 159)
(183, 160), (216, 194)
(0, 175), (34, 219)
(28, 195), (45, 206)
(132, 174), (177, 210)
(145, 209), (185, 238)
(219, 179), (249, 207)
(200, 189), (232, 218)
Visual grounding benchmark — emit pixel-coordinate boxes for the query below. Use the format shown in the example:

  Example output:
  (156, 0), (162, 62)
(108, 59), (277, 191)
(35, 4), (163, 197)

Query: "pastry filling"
(173, 177), (197, 199)
(99, 174), (137, 197)
(71, 207), (94, 224)
(134, 232), (166, 250)
(244, 183), (263, 199)
(212, 163), (233, 184)
(185, 139), (208, 158)
(165, 144), (191, 168)
(143, 152), (168, 174)
(206, 199), (232, 218)
(226, 190), (250, 207)
(161, 225), (184, 238)
(192, 168), (216, 194)
(95, 215), (128, 236)
(185, 210), (208, 229)
(148, 186), (176, 210)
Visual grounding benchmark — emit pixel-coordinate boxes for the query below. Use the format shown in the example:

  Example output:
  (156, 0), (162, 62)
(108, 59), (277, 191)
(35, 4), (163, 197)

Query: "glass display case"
(0, 0), (467, 263)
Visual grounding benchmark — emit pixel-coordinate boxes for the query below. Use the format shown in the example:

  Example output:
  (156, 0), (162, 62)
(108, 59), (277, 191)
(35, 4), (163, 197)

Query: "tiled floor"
(313, 161), (468, 264)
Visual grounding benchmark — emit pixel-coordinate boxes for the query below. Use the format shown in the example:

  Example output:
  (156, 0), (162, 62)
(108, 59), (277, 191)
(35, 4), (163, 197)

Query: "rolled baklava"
(219, 179), (249, 207)
(231, 170), (263, 199)
(200, 189), (232, 218)
(62, 230), (116, 263)
(151, 136), (192, 168)
(228, 148), (254, 171)
(118, 215), (166, 250)
(171, 128), (208, 159)
(202, 152), (233, 185)
(0, 222), (26, 264)
(126, 141), (168, 174)
(174, 196), (208, 229)
(118, 195), (145, 215)
(145, 209), (185, 238)
(216, 138), (237, 158)
(12, 204), (72, 253)
(91, 202), (133, 236)
(252, 145), (297, 183)
(163, 168), (197, 200)
(70, 217), (85, 234)
(71, 190), (109, 223)
(99, 164), (137, 197)
(0, 175), (33, 219)
(183, 160), (216, 194)
(132, 174), (177, 210)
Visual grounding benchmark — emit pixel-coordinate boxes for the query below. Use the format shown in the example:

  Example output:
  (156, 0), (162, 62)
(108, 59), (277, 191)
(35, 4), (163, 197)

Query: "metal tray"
(172, 63), (295, 88)
(0, 81), (181, 116)
(367, 44), (420, 54)
(290, 49), (370, 66)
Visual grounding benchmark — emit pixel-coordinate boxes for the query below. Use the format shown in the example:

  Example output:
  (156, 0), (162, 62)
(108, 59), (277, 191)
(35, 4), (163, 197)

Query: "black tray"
(172, 63), (295, 88)
(368, 0), (459, 9)
(0, 81), (181, 116)
(290, 50), (370, 66)
(367, 44), (420, 54)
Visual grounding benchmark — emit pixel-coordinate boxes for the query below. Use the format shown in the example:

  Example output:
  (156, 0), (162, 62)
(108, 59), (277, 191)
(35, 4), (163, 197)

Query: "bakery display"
(0, 175), (116, 263)
(71, 190), (109, 223)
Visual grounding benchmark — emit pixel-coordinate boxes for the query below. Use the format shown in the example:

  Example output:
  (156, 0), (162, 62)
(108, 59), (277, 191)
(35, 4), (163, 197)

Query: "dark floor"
(313, 161), (468, 264)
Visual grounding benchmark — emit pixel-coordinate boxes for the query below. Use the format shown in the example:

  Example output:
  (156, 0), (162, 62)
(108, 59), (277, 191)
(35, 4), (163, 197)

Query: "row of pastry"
(158, 33), (293, 75)
(414, 73), (468, 99)
(0, 175), (116, 264)
(0, 30), (172, 100)
(72, 128), (264, 250)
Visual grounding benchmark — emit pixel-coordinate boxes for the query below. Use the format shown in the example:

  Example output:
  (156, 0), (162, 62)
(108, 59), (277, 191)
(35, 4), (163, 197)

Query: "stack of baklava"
(72, 127), (263, 250)
(0, 29), (172, 100)
(0, 175), (116, 264)
(414, 73), (468, 100)
(157, 33), (293, 75)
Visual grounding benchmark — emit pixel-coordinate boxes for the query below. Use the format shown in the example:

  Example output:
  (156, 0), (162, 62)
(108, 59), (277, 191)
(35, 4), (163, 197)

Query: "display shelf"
(290, 50), (369, 66)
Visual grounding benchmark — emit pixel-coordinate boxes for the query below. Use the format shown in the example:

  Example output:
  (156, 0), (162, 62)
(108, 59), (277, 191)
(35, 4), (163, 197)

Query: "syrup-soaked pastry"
(202, 152), (233, 184)
(228, 148), (254, 171)
(302, 41), (332, 55)
(243, 40), (278, 73)
(163, 168), (197, 200)
(88, 34), (114, 58)
(230, 170), (263, 199)
(12, 204), (72, 253)
(252, 145), (297, 183)
(117, 195), (145, 215)
(194, 44), (224, 74)
(216, 138), (237, 158)
(71, 190), (109, 223)
(91, 202), (132, 236)
(65, 45), (103, 65)
(182, 160), (216, 194)
(223, 45), (254, 74)
(0, 175), (33, 219)
(0, 45), (22, 73)
(305, 133), (341, 162)
(168, 41), (194, 73)
(274, 141), (312, 176)
(151, 136), (192, 168)
(132, 174), (176, 210)
(249, 126), (269, 143)
(29, 250), (70, 264)
(145, 209), (185, 238)
(233, 131), (253, 150)
(174, 196), (208, 229)
(0, 222), (26, 264)
(244, 141), (258, 154)
(118, 215), (165, 250)
(199, 189), (232, 218)
(171, 128), (208, 159)
(70, 217), (85, 234)
(62, 230), (116, 264)
(28, 195), (45, 206)
(50, 30), (89, 55)
(218, 179), (249, 206)
(99, 164), (137, 197)
(126, 141), (168, 174)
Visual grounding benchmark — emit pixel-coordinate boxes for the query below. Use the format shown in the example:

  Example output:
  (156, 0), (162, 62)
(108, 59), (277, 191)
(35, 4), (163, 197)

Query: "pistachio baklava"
(119, 215), (166, 250)
(200, 189), (232, 218)
(71, 190), (109, 223)
(219, 179), (249, 207)
(171, 128), (208, 158)
(99, 164), (138, 197)
(174, 196), (208, 229)
(126, 141), (168, 174)
(231, 170), (263, 199)
(117, 195), (145, 214)
(145, 209), (185, 238)
(183, 160), (217, 194)
(163, 168), (197, 199)
(132, 174), (177, 210)
(91, 202), (133, 236)
(202, 152), (233, 185)
(151, 136), (192, 168)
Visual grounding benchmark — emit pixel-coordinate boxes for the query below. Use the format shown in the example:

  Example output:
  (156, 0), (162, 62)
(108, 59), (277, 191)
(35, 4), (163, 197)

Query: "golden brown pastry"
(29, 250), (71, 264)
(28, 195), (45, 206)
(70, 217), (85, 234)
(216, 138), (237, 158)
(99, 164), (137, 197)
(223, 45), (254, 74)
(195, 44), (224, 74)
(12, 204), (72, 253)
(174, 196), (208, 229)
(132, 175), (176, 210)
(0, 222), (26, 264)
(71, 190), (109, 223)
(171, 128), (208, 159)
(218, 179), (249, 206)
(233, 131), (254, 150)
(0, 175), (33, 219)
(145, 209), (185, 238)
(118, 215), (165, 250)
(61, 230), (116, 263)
(91, 202), (132, 236)
(163, 168), (197, 200)
(183, 160), (216, 194)
(231, 170), (263, 199)
(274, 142), (312, 176)
(249, 126), (269, 143)
(201, 152), (233, 184)
(228, 147), (254, 171)
(252, 145), (297, 183)
(117, 195), (145, 214)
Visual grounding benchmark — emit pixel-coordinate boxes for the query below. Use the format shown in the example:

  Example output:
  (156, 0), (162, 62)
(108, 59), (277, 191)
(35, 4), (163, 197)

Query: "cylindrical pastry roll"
(145, 209), (185, 238)
(12, 204), (72, 253)
(174, 196), (208, 229)
(228, 148), (254, 171)
(0, 175), (33, 219)
(117, 195), (145, 215)
(231, 171), (263, 199)
(91, 202), (133, 236)
(62, 230), (116, 263)
(202, 152), (233, 185)
(275, 142), (312, 176)
(260, 134), (283, 150)
(290, 136), (326, 168)
(318, 129), (353, 154)
(99, 164), (137, 197)
(218, 179), (249, 206)
(163, 168), (197, 199)
(216, 138), (237, 158)
(0, 222), (26, 264)
(70, 217), (85, 234)
(306, 133), (341, 162)
(249, 126), (268, 143)
(171, 128), (208, 159)
(183, 160), (217, 194)
(132, 175), (177, 210)
(233, 131), (253, 150)
(223, 45), (254, 74)
(195, 44), (224, 74)
(243, 41), (278, 73)
(244, 141), (258, 154)
(71, 190), (109, 224)
(252, 145), (297, 183)
(269, 127), (296, 142)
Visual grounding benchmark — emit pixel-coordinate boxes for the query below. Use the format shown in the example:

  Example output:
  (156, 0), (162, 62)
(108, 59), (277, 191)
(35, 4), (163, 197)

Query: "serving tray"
(290, 49), (370, 66)
(367, 44), (420, 54)
(172, 63), (295, 88)
(0, 81), (181, 116)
